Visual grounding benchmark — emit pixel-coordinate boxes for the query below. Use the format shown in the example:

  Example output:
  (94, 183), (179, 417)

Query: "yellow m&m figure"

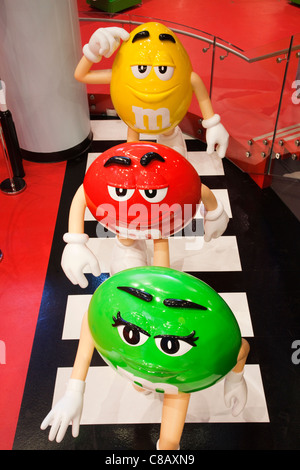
(111, 22), (193, 136)
(75, 22), (229, 159)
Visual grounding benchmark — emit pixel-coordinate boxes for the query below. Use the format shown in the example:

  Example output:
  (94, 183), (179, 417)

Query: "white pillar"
(0, 0), (92, 162)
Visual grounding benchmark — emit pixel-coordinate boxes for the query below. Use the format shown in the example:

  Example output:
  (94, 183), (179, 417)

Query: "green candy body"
(88, 267), (241, 394)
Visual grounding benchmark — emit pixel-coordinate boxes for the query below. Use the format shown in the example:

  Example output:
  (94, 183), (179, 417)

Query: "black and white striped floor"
(13, 118), (300, 451)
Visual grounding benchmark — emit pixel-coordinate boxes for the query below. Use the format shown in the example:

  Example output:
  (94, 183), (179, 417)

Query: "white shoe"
(110, 238), (148, 275)
(156, 439), (180, 450)
(157, 126), (188, 159)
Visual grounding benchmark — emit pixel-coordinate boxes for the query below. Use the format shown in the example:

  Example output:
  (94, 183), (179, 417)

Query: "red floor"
(0, 0), (299, 450)
(0, 159), (66, 450)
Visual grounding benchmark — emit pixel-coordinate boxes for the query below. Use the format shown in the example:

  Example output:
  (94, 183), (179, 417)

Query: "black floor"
(13, 119), (300, 452)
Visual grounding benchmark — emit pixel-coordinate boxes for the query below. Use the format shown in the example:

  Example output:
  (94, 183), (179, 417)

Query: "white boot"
(110, 238), (148, 275)
(157, 126), (187, 159)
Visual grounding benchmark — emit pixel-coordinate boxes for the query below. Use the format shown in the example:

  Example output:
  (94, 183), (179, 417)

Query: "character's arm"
(74, 27), (130, 84)
(74, 56), (112, 85)
(191, 71), (229, 158)
(190, 71), (214, 120)
(41, 313), (94, 442)
(61, 184), (101, 288)
(200, 184), (229, 241)
(224, 339), (250, 416)
(71, 312), (95, 381)
(233, 338), (250, 374)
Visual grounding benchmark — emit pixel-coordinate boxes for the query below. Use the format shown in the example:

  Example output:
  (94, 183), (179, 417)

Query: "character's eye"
(139, 187), (168, 203)
(117, 324), (149, 346)
(154, 337), (192, 356)
(112, 312), (150, 347)
(108, 185), (135, 201)
(131, 65), (151, 79)
(154, 66), (174, 81)
(154, 332), (198, 357)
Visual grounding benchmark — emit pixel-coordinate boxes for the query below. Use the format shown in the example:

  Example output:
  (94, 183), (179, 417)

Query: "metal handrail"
(78, 16), (300, 63)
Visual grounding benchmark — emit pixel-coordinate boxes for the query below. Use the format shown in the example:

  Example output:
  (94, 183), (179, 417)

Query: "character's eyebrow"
(163, 299), (207, 310)
(104, 156), (131, 167)
(159, 33), (176, 44)
(132, 30), (150, 43)
(117, 286), (153, 302)
(154, 330), (198, 346)
(112, 311), (151, 337)
(140, 152), (165, 167)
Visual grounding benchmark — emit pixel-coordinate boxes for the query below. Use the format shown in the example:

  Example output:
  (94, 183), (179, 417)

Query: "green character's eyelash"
(112, 311), (150, 336)
(154, 331), (198, 357)
(112, 311), (150, 347)
(112, 312), (198, 356)
(154, 331), (198, 347)
(113, 288), (203, 355)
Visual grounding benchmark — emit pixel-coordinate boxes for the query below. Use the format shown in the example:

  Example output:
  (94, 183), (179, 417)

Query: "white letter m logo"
(132, 106), (171, 131)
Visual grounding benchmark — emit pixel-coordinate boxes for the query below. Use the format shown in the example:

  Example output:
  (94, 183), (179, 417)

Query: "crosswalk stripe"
(84, 236), (242, 274)
(52, 365), (269, 425)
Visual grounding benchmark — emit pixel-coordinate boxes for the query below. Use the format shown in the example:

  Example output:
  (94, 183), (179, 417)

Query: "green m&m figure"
(88, 266), (244, 394)
(41, 266), (249, 448)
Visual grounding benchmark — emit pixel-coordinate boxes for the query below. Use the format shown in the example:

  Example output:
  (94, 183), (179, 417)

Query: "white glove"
(202, 114), (229, 159)
(83, 27), (130, 63)
(40, 379), (85, 443)
(224, 370), (248, 417)
(202, 199), (229, 242)
(61, 233), (101, 288)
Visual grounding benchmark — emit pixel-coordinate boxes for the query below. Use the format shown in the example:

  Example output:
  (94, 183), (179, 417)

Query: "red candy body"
(83, 142), (201, 239)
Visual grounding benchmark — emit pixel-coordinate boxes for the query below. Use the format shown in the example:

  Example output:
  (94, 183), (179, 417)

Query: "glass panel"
(267, 33), (300, 179)
(211, 35), (295, 187)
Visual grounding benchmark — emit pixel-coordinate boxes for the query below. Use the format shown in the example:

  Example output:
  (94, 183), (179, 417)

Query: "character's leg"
(110, 231), (169, 276)
(127, 126), (140, 142)
(110, 237), (148, 275)
(153, 238), (170, 268)
(158, 392), (191, 450)
(157, 126), (187, 159)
